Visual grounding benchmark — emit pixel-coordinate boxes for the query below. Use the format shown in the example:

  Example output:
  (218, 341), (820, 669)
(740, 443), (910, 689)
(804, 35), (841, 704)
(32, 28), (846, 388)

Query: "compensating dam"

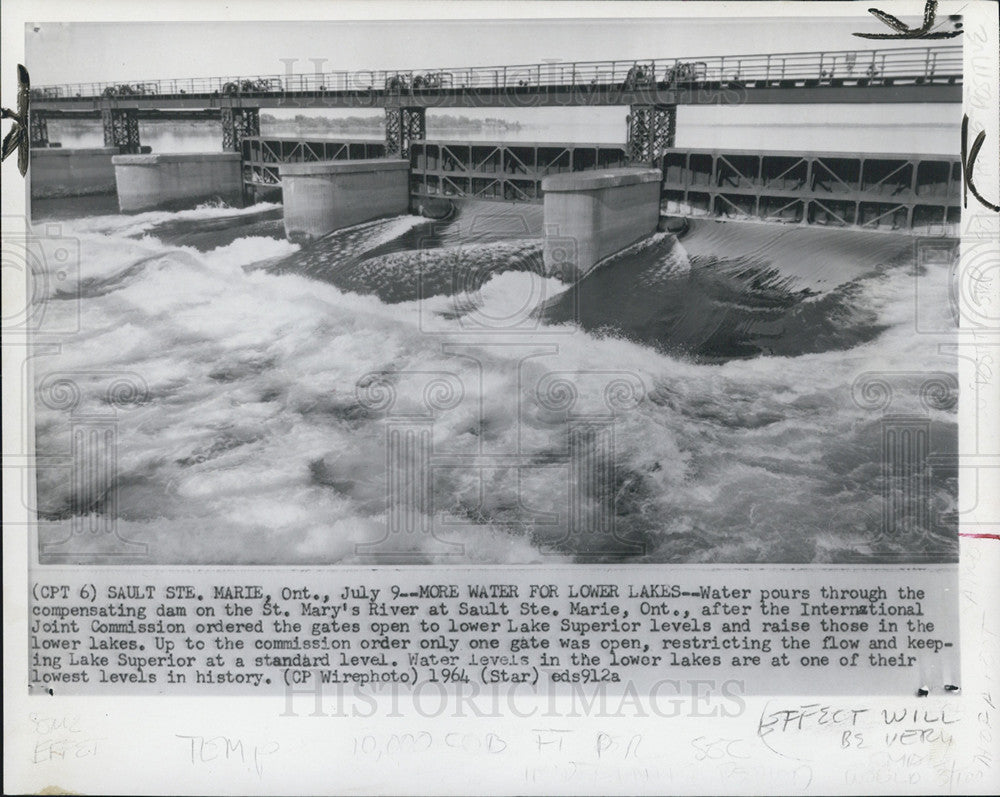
(31, 44), (961, 278)
(27, 42), (962, 566)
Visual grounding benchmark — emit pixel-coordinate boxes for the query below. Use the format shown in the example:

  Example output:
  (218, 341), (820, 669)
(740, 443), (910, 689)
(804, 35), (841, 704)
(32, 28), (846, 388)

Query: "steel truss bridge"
(30, 46), (961, 161)
(31, 46), (961, 108)
(32, 45), (962, 231)
(241, 136), (960, 232)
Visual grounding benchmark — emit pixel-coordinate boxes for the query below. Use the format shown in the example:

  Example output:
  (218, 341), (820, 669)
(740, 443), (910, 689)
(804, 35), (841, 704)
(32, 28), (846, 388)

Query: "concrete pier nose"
(113, 152), (243, 212)
(542, 167), (662, 282)
(279, 158), (410, 243)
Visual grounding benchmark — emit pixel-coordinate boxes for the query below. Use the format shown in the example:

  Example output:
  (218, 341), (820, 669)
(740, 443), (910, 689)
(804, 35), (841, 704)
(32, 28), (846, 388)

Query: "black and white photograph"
(4, 1), (998, 794)
(23, 14), (965, 566)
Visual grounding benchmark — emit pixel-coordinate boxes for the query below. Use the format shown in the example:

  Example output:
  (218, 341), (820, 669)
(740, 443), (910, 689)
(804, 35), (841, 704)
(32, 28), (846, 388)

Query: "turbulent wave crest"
(31, 203), (958, 564)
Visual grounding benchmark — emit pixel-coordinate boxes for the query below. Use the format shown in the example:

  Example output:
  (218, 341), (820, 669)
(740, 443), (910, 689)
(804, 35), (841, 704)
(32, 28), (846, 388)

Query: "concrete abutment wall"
(30, 147), (119, 199)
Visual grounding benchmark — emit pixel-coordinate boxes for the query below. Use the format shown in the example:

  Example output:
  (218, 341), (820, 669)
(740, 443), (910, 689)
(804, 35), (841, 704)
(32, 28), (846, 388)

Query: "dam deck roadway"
(32, 45), (960, 110)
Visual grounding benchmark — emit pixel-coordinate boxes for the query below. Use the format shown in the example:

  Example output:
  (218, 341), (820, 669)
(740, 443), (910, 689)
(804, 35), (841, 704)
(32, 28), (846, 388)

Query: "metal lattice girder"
(385, 107), (425, 158)
(221, 107), (260, 151)
(29, 112), (49, 147)
(407, 140), (628, 203)
(102, 108), (141, 153)
(627, 103), (676, 164)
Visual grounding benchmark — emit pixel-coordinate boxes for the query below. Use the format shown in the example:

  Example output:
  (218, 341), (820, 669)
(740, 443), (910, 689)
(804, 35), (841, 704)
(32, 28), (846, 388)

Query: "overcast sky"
(26, 15), (936, 86)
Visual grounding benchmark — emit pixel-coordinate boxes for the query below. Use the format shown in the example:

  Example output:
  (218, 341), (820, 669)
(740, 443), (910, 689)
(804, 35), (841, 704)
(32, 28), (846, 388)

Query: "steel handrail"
(32, 46), (960, 100)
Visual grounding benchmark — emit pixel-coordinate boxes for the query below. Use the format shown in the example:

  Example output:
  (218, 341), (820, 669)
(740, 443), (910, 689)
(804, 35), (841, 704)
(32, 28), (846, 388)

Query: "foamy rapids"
(30, 202), (958, 564)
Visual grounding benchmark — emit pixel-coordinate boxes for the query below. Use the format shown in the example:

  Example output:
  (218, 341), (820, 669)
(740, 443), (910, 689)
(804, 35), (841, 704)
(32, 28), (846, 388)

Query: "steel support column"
(221, 107), (260, 152)
(101, 108), (141, 153)
(627, 104), (676, 164)
(30, 111), (49, 148)
(385, 107), (425, 158)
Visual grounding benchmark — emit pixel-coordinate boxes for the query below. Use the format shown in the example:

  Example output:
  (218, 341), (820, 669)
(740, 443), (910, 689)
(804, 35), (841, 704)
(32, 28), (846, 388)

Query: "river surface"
(30, 184), (958, 564)
(46, 102), (958, 153)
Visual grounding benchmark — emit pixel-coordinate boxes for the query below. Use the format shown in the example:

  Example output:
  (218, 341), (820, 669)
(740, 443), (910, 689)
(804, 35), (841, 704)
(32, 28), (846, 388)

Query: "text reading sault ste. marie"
(29, 570), (957, 695)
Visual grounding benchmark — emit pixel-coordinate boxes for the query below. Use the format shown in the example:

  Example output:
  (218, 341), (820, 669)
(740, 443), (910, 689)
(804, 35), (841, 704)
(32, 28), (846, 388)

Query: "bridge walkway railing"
(32, 45), (961, 101)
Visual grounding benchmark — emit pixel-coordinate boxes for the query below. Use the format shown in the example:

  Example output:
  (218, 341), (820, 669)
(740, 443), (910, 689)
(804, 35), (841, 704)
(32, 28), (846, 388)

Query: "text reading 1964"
(30, 573), (957, 695)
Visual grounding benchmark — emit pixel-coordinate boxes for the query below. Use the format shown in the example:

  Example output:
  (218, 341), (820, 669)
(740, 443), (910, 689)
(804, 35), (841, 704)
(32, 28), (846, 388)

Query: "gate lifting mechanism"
(385, 107), (426, 158)
(102, 108), (141, 154)
(222, 107), (261, 151)
(30, 112), (49, 148)
(627, 104), (676, 164)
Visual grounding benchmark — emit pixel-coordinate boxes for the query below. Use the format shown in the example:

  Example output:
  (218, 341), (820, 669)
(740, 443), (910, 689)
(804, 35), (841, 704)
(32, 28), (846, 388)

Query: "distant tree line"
(260, 113), (521, 131)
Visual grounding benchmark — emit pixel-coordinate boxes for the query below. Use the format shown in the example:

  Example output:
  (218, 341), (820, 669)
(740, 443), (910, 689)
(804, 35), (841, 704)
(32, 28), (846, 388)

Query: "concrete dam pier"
(112, 152), (243, 212)
(31, 139), (961, 285)
(542, 168), (662, 281)
(277, 159), (665, 279)
(279, 158), (410, 243)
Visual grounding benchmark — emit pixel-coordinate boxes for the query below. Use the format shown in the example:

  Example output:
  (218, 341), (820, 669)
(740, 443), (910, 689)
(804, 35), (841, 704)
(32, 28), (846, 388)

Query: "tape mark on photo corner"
(962, 116), (1000, 213)
(1, 65), (31, 176)
(853, 1), (963, 40)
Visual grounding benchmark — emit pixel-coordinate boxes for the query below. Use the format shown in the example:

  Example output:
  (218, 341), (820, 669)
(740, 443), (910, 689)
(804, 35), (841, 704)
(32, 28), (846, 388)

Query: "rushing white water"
(31, 201), (958, 564)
